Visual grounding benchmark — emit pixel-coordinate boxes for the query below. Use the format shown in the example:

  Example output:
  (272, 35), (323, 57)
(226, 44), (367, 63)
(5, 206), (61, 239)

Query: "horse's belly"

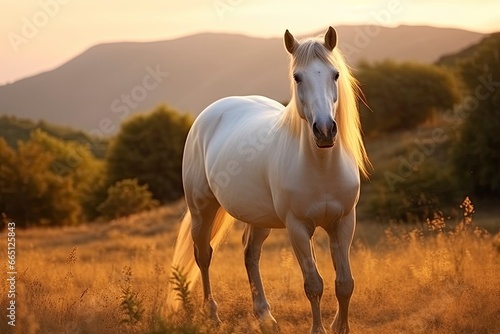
(225, 202), (285, 228)
(210, 174), (285, 228)
(205, 146), (284, 228)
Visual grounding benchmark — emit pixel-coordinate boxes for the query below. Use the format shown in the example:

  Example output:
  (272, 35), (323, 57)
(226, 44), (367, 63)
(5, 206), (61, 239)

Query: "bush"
(359, 129), (460, 223)
(357, 60), (460, 136)
(97, 179), (159, 219)
(365, 161), (459, 223)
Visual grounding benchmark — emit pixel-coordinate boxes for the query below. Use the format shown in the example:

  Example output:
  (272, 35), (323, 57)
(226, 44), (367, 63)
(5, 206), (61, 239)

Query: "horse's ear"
(284, 29), (298, 54)
(324, 26), (337, 52)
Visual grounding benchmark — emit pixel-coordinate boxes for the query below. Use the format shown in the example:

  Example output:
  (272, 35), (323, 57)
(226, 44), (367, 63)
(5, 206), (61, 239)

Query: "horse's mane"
(277, 38), (371, 178)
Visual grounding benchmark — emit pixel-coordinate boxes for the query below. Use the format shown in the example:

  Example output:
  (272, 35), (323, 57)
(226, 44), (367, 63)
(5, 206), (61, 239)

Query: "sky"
(1, 0), (500, 85)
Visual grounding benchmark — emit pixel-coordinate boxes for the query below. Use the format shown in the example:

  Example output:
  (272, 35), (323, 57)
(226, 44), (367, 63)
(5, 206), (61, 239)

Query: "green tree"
(106, 105), (192, 202)
(97, 179), (159, 219)
(29, 129), (105, 219)
(0, 137), (80, 227)
(452, 33), (500, 197)
(357, 61), (460, 135)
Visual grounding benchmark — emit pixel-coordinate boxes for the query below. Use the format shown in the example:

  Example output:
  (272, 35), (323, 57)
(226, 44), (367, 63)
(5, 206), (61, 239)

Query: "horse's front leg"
(287, 218), (327, 334)
(242, 225), (278, 333)
(328, 211), (356, 334)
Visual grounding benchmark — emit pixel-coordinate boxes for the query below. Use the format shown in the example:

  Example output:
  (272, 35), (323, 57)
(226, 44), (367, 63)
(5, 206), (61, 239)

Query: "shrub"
(357, 60), (460, 136)
(97, 179), (159, 219)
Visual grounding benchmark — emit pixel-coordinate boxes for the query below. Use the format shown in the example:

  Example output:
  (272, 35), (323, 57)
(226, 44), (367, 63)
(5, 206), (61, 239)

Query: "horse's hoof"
(209, 313), (222, 325)
(259, 314), (279, 334)
(331, 321), (350, 334)
(202, 299), (222, 324)
(310, 326), (327, 334)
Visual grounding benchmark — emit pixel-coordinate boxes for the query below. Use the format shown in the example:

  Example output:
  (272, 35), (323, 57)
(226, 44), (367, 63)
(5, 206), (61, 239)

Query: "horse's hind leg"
(242, 225), (278, 333)
(190, 197), (222, 322)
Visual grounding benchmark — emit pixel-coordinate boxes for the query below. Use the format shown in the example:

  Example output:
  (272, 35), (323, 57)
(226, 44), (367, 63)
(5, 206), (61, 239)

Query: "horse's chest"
(282, 174), (360, 226)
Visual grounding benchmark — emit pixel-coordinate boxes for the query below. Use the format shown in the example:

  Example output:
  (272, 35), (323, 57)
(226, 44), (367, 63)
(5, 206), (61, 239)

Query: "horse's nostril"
(332, 120), (338, 137)
(312, 122), (321, 137)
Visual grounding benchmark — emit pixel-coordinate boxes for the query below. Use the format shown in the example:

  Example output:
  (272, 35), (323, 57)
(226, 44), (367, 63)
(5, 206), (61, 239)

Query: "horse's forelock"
(291, 39), (333, 69)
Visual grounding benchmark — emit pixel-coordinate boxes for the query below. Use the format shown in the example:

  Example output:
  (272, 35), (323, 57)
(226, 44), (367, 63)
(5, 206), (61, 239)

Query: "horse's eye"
(293, 73), (302, 83)
(334, 72), (340, 81)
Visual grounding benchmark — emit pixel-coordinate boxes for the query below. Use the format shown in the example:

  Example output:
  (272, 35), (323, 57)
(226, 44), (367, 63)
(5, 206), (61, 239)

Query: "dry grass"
(1, 199), (499, 334)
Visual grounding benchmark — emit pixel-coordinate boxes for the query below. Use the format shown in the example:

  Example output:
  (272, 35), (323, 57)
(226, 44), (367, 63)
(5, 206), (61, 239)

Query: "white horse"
(167, 27), (370, 334)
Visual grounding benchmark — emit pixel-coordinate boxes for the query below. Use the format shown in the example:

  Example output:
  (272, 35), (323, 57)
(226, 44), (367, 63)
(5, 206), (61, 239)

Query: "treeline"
(0, 106), (192, 227)
(0, 116), (108, 158)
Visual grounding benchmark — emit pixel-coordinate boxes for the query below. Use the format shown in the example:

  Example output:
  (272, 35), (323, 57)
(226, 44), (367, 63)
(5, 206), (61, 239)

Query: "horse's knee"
(304, 274), (324, 302)
(335, 278), (354, 301)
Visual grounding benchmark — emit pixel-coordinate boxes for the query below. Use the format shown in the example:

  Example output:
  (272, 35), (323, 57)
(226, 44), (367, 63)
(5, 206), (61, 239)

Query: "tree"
(357, 61), (460, 135)
(29, 129), (105, 219)
(0, 137), (80, 227)
(0, 129), (107, 226)
(97, 179), (159, 219)
(106, 105), (193, 202)
(452, 33), (500, 197)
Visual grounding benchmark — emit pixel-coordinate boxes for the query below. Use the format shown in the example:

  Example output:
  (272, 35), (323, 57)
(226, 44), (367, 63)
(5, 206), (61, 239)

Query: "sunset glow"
(1, 0), (499, 84)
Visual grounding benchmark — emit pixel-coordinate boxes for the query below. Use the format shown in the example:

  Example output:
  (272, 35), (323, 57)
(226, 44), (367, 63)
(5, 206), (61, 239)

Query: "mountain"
(0, 25), (485, 131)
(436, 33), (500, 67)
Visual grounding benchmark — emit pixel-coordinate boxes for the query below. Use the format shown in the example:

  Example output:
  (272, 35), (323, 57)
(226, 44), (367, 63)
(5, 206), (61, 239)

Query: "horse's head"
(284, 27), (339, 148)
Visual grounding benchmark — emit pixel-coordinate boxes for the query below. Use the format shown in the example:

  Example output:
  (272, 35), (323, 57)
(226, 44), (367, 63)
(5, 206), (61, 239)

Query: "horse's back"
(186, 95), (283, 159)
(193, 96), (283, 131)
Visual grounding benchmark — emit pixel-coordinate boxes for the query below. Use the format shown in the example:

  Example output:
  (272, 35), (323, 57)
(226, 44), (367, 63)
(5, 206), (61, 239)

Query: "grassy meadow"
(1, 199), (500, 334)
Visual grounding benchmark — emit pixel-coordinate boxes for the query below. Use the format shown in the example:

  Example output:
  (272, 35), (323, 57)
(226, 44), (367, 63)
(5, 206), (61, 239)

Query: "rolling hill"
(0, 25), (485, 131)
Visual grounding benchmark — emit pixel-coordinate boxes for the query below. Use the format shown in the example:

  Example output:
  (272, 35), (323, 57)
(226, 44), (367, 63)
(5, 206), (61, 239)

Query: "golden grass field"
(1, 199), (499, 334)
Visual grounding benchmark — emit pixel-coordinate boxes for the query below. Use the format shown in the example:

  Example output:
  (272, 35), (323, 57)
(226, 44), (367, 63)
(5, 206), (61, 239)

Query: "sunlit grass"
(1, 199), (499, 333)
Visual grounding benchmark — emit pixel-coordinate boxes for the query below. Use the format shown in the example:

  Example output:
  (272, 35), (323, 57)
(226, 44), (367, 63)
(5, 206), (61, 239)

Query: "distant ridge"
(0, 25), (485, 131)
(436, 32), (498, 66)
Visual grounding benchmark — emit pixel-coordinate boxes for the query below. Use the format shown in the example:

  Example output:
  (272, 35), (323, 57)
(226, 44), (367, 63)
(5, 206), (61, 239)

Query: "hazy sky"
(1, 0), (500, 85)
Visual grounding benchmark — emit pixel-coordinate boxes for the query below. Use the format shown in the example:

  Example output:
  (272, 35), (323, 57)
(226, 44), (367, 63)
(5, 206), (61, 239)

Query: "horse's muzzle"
(313, 120), (337, 148)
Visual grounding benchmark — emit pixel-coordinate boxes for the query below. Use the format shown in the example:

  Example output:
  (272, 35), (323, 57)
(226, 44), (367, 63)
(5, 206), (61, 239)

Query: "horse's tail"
(166, 207), (234, 312)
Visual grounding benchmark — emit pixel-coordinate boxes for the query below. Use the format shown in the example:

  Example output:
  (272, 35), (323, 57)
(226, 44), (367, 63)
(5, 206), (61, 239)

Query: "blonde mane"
(277, 38), (371, 177)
